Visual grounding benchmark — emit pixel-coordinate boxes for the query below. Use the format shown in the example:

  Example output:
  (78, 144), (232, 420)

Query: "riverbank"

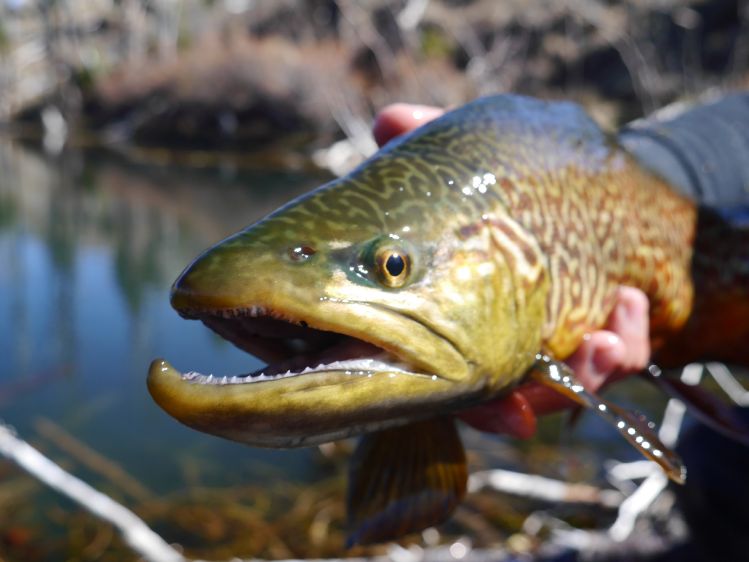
(2, 0), (746, 164)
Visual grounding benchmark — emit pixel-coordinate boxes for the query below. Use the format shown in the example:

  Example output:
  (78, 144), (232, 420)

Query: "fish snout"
(169, 236), (281, 315)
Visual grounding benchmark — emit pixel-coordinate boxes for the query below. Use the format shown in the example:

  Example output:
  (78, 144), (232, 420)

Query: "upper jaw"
(170, 276), (471, 383)
(153, 285), (482, 447)
(150, 297), (483, 447)
(174, 303), (424, 384)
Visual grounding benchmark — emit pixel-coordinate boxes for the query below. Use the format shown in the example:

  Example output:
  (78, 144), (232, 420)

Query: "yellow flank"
(148, 94), (738, 450)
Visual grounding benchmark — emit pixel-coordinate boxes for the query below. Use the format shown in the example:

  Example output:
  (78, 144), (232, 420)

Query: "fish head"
(148, 132), (548, 447)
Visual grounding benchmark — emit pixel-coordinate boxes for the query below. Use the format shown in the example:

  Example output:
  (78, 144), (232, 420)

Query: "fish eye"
(375, 246), (410, 288)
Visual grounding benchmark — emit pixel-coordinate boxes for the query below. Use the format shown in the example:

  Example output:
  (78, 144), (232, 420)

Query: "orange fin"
(346, 417), (467, 546)
(528, 354), (686, 484)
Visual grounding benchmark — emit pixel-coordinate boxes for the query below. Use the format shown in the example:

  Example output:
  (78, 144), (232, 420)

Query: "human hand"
(373, 103), (652, 439)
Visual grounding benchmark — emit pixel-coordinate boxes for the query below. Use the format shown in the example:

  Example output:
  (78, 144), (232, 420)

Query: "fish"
(147, 94), (749, 545)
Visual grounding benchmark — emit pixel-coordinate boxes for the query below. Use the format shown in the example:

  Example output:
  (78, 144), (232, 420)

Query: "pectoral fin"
(528, 354), (686, 484)
(644, 364), (749, 447)
(346, 417), (467, 546)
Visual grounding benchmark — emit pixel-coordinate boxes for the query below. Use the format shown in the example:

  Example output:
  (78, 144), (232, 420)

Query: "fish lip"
(176, 304), (274, 321)
(170, 302), (443, 383)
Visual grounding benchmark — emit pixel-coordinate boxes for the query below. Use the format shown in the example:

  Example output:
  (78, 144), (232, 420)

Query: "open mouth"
(178, 307), (416, 385)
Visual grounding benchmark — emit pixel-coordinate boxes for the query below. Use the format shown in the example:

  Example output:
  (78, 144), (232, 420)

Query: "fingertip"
(458, 391), (537, 439)
(617, 286), (650, 308)
(372, 104), (444, 147)
(567, 330), (625, 392)
(612, 287), (649, 328)
(609, 287), (651, 370)
(372, 106), (408, 147)
(590, 331), (626, 376)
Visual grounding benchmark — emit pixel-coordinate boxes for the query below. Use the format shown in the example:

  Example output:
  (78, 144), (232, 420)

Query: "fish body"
(148, 94), (749, 542)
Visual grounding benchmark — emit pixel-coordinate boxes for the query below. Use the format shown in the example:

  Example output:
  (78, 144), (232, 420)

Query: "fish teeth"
(182, 356), (414, 386)
(248, 305), (266, 317)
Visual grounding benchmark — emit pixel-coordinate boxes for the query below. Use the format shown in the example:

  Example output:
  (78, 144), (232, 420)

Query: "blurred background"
(0, 1), (748, 561)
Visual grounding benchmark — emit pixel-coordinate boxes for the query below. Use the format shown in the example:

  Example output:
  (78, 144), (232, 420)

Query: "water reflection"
(0, 138), (332, 492)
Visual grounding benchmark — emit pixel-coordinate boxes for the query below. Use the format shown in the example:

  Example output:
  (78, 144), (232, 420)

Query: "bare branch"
(0, 420), (185, 562)
(469, 468), (623, 509)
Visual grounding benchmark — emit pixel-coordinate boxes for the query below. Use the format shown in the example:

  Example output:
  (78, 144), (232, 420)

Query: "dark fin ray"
(528, 354), (686, 484)
(565, 404), (586, 434)
(644, 364), (749, 447)
(346, 417), (467, 546)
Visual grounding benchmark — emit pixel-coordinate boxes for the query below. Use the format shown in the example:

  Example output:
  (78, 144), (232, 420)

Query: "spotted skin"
(152, 94), (748, 449)
(239, 95), (699, 358)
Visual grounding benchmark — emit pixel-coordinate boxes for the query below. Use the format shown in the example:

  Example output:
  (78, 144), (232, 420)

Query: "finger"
(458, 390), (536, 439)
(567, 330), (627, 392)
(522, 290), (648, 417)
(509, 331), (626, 419)
(606, 286), (650, 372)
(372, 104), (444, 147)
(458, 331), (628, 437)
(459, 330), (628, 437)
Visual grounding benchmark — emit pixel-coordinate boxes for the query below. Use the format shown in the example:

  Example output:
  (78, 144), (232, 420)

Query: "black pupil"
(385, 254), (405, 277)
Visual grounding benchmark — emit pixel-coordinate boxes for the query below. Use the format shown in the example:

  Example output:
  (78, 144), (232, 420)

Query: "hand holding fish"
(373, 103), (651, 439)
(150, 93), (749, 545)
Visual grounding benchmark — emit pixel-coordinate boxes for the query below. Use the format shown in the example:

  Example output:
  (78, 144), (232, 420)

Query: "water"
(0, 140), (333, 494)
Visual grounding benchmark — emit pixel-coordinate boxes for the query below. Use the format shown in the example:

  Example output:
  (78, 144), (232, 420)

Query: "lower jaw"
(181, 354), (414, 386)
(147, 358), (474, 448)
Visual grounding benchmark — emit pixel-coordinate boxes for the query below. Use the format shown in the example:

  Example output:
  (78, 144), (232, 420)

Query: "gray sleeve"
(618, 93), (749, 207)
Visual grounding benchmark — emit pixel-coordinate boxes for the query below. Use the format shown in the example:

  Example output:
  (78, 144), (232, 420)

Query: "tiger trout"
(148, 94), (749, 544)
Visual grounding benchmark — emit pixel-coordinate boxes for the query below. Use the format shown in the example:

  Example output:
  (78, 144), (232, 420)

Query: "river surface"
(0, 138), (671, 559)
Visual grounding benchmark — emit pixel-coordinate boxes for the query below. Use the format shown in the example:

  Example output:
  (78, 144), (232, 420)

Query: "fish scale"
(148, 93), (749, 544)
(151, 93), (749, 443)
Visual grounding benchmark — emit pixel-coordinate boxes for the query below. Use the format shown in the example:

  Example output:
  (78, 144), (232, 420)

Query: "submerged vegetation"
(0, 411), (647, 561)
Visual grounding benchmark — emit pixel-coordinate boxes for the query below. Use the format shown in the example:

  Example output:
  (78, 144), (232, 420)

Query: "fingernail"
(617, 290), (646, 323)
(592, 334), (623, 376)
(410, 105), (443, 122)
(603, 332), (620, 347)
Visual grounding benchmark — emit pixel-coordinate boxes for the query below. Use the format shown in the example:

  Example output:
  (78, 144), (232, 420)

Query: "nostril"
(288, 245), (316, 261)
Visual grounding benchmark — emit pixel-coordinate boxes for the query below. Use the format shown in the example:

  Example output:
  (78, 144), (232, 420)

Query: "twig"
(607, 471), (667, 542)
(0, 419), (185, 562)
(706, 362), (749, 406)
(397, 0), (429, 31)
(606, 362), (693, 541)
(468, 468), (623, 509)
(1, 417), (520, 562)
(34, 416), (153, 502)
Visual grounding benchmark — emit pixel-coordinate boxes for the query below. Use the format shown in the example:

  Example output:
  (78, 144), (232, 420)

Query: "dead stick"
(0, 419), (184, 562)
(34, 417), (153, 502)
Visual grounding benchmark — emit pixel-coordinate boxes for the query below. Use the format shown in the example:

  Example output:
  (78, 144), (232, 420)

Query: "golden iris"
(375, 246), (410, 288)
